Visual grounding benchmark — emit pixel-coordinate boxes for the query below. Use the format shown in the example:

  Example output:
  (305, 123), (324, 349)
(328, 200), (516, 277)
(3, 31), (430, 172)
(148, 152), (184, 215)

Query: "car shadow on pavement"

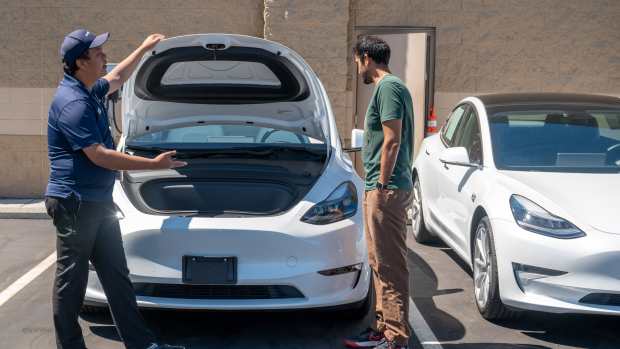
(417, 241), (620, 348)
(80, 311), (123, 342)
(84, 307), (372, 348)
(490, 312), (620, 348)
(422, 241), (620, 348)
(438, 247), (473, 278)
(408, 247), (466, 342)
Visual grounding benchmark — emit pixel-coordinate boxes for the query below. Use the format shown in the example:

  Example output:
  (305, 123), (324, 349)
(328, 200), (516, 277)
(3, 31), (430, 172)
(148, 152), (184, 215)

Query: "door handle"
(425, 149), (430, 156)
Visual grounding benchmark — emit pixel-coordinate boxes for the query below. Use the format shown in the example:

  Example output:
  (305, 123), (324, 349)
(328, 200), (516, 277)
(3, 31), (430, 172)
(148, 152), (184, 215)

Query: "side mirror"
(439, 147), (479, 168)
(344, 129), (364, 153)
(105, 63), (121, 102)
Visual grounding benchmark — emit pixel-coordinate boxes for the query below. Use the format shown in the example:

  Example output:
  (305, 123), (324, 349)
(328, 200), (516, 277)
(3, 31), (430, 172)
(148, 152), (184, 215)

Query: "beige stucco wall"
(353, 0), (620, 123)
(264, 0), (354, 138)
(0, 0), (263, 197)
(1, 0), (620, 196)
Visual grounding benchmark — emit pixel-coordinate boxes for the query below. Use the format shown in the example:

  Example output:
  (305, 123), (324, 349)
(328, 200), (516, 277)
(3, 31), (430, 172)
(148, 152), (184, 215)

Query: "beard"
(362, 69), (373, 85)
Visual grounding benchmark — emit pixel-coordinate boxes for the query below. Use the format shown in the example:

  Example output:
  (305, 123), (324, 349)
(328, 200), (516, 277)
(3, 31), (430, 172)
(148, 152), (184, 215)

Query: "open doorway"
(352, 26), (436, 174)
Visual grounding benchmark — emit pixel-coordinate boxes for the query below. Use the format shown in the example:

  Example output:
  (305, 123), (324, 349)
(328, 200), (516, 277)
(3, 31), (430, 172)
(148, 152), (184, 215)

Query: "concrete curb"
(0, 199), (50, 220)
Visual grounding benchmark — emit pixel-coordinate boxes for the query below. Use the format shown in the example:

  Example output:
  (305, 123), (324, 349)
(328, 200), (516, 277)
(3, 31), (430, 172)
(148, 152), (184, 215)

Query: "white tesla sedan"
(412, 93), (620, 320)
(83, 34), (371, 315)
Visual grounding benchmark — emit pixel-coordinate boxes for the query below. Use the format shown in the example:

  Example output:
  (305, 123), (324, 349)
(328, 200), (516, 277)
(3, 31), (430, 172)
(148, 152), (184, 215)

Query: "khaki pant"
(364, 189), (412, 346)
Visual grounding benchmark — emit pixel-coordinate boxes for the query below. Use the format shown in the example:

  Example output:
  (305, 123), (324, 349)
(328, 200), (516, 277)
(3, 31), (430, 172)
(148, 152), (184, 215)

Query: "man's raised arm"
(104, 34), (165, 94)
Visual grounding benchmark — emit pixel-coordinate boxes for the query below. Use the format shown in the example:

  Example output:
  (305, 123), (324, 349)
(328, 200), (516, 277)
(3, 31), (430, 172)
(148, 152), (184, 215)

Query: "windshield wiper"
(125, 144), (326, 159)
(125, 144), (175, 154)
(176, 146), (325, 159)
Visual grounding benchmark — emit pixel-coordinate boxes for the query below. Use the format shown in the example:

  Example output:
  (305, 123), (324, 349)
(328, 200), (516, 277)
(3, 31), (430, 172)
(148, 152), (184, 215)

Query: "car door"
(424, 104), (469, 234)
(434, 105), (484, 258)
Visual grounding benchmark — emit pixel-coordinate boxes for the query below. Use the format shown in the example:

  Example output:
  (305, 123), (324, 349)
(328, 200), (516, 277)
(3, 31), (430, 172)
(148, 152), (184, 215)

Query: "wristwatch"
(376, 182), (388, 191)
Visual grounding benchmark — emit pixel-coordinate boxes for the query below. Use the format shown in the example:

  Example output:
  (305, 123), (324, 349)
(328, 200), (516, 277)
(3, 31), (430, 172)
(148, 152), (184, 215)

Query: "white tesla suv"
(412, 93), (620, 320)
(83, 34), (371, 315)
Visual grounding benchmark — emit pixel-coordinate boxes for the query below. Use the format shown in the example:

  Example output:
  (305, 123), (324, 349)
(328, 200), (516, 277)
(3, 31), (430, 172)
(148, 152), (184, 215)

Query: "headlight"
(301, 182), (358, 225)
(509, 195), (585, 239)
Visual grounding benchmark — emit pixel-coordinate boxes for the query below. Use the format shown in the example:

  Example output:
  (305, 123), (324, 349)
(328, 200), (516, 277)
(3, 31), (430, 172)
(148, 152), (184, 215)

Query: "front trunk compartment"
(122, 146), (327, 217)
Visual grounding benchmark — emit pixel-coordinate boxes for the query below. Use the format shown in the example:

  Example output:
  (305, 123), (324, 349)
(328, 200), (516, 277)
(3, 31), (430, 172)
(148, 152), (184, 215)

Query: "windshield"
(126, 124), (324, 148)
(487, 104), (620, 173)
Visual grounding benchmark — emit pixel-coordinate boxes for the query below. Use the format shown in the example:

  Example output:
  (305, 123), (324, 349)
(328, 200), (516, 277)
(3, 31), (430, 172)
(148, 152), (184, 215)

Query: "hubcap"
(473, 224), (492, 309)
(410, 180), (422, 236)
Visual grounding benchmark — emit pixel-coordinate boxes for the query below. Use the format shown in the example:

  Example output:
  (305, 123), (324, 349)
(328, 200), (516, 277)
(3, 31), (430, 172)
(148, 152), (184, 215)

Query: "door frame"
(353, 26), (437, 133)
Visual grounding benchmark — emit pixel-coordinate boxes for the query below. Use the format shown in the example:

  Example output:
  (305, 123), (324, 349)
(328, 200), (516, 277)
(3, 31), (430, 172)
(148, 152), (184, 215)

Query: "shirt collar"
(61, 73), (92, 95)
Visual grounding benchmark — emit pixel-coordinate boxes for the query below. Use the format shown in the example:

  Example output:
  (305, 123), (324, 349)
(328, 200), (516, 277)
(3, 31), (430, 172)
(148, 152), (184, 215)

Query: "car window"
(487, 104), (620, 172)
(455, 108), (483, 164)
(441, 105), (468, 146)
(591, 111), (620, 141)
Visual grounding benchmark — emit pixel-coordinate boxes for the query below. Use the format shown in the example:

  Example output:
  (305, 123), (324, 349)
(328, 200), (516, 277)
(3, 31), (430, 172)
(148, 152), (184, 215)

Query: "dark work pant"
(45, 196), (155, 349)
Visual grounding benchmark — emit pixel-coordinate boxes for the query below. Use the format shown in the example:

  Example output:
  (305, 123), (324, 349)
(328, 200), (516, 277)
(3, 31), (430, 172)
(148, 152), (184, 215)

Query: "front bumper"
(85, 215), (370, 310)
(492, 218), (620, 315)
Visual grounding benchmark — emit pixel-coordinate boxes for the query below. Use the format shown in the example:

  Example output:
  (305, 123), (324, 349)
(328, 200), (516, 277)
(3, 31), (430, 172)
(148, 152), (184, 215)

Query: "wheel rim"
(473, 224), (491, 309)
(410, 180), (422, 236)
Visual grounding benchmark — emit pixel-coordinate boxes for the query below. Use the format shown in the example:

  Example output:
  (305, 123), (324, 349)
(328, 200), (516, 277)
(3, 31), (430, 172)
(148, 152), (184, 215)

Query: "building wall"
(1, 0), (620, 196)
(0, 0), (263, 197)
(264, 0), (354, 138)
(353, 0), (620, 122)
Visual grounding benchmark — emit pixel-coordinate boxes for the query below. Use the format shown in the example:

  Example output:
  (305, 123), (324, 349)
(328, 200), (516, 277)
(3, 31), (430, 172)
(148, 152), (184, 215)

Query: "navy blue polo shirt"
(46, 74), (116, 202)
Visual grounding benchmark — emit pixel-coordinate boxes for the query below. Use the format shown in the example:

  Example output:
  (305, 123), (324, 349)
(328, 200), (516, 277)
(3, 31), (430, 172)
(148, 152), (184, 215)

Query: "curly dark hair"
(62, 49), (91, 76)
(352, 35), (391, 65)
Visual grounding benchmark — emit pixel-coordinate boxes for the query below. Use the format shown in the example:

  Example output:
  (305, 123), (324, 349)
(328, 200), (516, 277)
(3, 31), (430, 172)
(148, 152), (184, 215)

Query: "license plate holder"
(182, 256), (237, 285)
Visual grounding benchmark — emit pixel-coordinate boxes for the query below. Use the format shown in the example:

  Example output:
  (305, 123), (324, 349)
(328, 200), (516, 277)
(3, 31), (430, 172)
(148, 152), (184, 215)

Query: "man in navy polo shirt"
(46, 29), (186, 349)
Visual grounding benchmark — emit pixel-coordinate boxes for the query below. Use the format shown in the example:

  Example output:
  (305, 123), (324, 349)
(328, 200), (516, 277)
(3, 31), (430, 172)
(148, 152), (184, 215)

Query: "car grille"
(133, 283), (305, 300)
(579, 293), (620, 307)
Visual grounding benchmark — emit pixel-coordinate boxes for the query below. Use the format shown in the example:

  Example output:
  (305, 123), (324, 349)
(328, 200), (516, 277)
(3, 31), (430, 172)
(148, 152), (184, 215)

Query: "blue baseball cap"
(60, 29), (109, 65)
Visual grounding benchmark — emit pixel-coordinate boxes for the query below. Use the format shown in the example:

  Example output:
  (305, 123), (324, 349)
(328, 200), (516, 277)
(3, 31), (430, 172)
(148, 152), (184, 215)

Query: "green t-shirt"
(362, 74), (414, 192)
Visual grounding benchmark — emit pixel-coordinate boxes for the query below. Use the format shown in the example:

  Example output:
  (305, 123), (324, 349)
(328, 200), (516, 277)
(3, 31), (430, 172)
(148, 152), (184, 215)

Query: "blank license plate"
(182, 256), (237, 285)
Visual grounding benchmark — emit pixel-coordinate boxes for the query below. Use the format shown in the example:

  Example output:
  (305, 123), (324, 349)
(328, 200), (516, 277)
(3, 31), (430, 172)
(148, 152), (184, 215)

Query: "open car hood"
(121, 34), (329, 143)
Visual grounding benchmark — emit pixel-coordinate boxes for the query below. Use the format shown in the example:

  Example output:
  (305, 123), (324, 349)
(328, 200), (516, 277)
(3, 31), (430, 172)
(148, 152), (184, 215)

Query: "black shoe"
(344, 328), (385, 348)
(372, 338), (408, 349)
(146, 344), (186, 349)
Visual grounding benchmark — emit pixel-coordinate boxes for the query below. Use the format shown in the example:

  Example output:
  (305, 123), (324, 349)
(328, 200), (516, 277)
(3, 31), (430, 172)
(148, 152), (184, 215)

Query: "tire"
(472, 216), (514, 320)
(410, 176), (434, 243)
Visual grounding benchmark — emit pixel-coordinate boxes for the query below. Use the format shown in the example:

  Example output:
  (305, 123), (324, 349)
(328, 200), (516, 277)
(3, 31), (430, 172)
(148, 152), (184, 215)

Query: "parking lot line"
(409, 298), (444, 349)
(0, 252), (56, 307)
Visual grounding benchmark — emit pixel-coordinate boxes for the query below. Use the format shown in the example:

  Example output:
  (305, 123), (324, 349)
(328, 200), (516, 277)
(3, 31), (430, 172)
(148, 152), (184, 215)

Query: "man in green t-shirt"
(344, 36), (414, 349)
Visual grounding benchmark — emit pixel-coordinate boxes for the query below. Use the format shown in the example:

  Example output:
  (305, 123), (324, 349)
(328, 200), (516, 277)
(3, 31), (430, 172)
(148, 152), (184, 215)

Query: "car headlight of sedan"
(301, 182), (358, 225)
(509, 195), (585, 239)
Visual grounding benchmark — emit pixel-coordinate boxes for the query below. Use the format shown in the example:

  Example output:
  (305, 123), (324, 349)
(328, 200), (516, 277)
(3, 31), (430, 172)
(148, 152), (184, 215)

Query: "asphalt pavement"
(0, 218), (618, 349)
